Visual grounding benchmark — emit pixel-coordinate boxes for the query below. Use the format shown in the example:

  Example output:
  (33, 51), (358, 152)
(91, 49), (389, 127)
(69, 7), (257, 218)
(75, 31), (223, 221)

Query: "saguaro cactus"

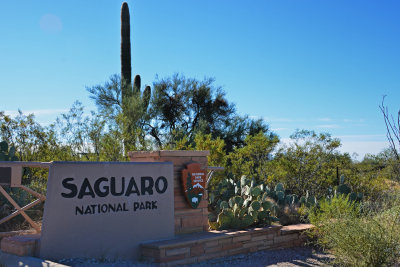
(121, 2), (131, 90)
(120, 2), (151, 112)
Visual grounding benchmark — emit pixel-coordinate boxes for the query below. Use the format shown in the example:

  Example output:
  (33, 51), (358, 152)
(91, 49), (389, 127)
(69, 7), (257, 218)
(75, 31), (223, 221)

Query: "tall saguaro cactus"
(120, 2), (151, 109)
(119, 2), (152, 151)
(121, 2), (131, 91)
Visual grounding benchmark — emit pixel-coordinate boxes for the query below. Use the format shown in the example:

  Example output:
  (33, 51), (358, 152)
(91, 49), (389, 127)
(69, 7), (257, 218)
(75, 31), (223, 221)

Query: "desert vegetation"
(1, 76), (399, 265)
(1, 2), (399, 266)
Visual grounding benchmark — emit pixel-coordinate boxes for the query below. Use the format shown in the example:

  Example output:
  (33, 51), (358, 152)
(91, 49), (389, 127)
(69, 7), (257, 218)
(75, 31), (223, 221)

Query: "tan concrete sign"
(39, 161), (174, 260)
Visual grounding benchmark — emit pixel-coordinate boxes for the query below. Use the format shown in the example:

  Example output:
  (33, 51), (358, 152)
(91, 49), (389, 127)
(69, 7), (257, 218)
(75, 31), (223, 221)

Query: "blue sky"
(1, 1), (399, 159)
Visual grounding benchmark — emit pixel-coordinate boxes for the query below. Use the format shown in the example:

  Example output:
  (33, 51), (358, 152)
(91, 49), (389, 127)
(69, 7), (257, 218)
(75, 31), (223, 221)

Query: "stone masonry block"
(175, 207), (202, 215)
(181, 215), (207, 228)
(204, 245), (223, 254)
(232, 234), (251, 243)
(1, 234), (39, 257)
(243, 240), (265, 249)
(165, 247), (189, 257)
(280, 224), (313, 235)
(251, 234), (269, 242)
(204, 240), (219, 248)
(176, 226), (204, 235)
(218, 237), (233, 245)
(202, 208), (209, 215)
(274, 233), (299, 244)
(159, 150), (209, 158)
(198, 199), (208, 208)
(221, 242), (242, 251)
(190, 244), (205, 257)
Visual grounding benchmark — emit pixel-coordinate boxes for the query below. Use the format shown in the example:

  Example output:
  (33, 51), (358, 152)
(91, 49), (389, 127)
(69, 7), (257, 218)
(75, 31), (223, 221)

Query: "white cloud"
(3, 109), (69, 126)
(336, 134), (386, 141)
(318, 118), (332, 122)
(316, 124), (341, 129)
(339, 141), (388, 160)
(343, 118), (366, 123)
(278, 136), (388, 160)
(260, 117), (293, 122)
(271, 128), (289, 132)
(251, 116), (368, 125)
(4, 109), (68, 117)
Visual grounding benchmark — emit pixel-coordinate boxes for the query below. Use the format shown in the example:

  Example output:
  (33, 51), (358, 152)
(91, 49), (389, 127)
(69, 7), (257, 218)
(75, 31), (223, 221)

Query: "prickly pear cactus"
(217, 210), (233, 230)
(334, 175), (363, 202)
(275, 183), (284, 192)
(277, 191), (285, 203)
(249, 200), (261, 212)
(220, 200), (229, 210)
(338, 184), (351, 195)
(208, 176), (314, 230)
(250, 186), (262, 197)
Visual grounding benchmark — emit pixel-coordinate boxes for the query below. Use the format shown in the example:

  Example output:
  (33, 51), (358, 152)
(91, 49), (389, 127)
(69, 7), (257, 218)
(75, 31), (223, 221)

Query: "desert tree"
(379, 96), (400, 179)
(379, 96), (400, 161)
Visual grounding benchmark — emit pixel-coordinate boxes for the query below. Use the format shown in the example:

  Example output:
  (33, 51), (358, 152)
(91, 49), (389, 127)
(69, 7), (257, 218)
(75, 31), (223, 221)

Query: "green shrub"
(309, 195), (400, 266)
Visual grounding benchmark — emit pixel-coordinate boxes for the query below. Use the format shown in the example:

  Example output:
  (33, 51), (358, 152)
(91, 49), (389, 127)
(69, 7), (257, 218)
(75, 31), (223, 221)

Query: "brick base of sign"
(140, 224), (313, 266)
(0, 234), (40, 257)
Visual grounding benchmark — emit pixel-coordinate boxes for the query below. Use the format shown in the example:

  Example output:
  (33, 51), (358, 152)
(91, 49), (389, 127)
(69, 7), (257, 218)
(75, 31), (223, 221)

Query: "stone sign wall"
(39, 161), (174, 260)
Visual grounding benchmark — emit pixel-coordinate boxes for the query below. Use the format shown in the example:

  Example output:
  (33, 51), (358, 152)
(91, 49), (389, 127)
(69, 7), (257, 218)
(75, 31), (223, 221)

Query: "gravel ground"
(58, 246), (334, 267)
(183, 246), (334, 267)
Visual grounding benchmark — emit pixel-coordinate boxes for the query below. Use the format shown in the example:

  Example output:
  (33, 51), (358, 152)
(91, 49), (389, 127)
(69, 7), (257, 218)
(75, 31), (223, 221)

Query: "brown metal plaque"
(181, 163), (206, 209)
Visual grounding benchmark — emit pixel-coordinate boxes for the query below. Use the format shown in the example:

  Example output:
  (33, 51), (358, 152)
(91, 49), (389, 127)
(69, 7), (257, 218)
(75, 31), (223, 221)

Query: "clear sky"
(1, 1), (399, 159)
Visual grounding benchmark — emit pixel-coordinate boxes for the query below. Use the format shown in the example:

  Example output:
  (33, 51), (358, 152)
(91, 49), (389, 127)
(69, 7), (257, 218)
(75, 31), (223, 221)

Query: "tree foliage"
(269, 130), (347, 197)
(227, 131), (279, 183)
(86, 73), (273, 153)
(2, 73), (399, 211)
(148, 74), (234, 148)
(87, 75), (150, 152)
(0, 110), (56, 162)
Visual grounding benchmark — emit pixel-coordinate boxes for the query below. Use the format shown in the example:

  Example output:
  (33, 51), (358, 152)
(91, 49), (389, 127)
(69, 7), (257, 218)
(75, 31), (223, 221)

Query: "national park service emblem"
(181, 163), (206, 209)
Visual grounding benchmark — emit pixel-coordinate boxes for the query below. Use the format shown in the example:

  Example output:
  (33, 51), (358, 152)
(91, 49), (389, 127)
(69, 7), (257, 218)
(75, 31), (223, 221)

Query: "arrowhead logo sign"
(181, 163), (206, 209)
